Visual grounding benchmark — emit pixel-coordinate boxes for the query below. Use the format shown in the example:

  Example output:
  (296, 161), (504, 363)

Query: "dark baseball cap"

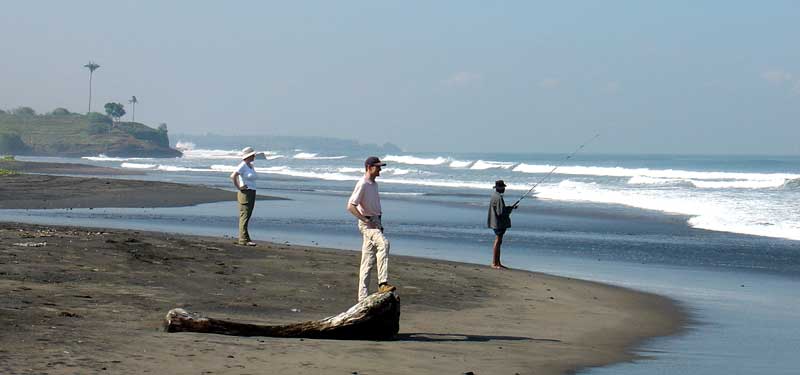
(365, 156), (387, 167)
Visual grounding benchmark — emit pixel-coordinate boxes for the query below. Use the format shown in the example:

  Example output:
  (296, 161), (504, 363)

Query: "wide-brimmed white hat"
(241, 146), (258, 160)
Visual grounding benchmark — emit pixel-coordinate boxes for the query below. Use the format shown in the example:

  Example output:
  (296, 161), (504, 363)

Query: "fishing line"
(513, 132), (600, 207)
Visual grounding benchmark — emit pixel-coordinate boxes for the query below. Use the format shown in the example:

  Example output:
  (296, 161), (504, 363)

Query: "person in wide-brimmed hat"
(230, 146), (262, 246)
(487, 179), (517, 269)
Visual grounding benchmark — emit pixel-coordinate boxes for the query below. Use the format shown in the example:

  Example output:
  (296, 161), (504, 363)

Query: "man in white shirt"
(347, 156), (396, 301)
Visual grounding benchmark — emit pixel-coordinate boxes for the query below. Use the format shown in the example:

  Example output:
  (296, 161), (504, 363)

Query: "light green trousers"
(237, 190), (256, 243)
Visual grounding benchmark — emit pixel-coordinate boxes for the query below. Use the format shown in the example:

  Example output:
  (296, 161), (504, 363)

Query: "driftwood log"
(164, 291), (400, 340)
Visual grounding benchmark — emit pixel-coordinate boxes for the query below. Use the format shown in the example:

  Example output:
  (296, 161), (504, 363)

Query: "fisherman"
(487, 180), (517, 269)
(347, 156), (396, 301)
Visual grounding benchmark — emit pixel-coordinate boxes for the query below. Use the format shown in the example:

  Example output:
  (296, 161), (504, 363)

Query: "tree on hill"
(87, 112), (112, 125)
(12, 107), (36, 116)
(104, 102), (126, 123)
(84, 61), (100, 113)
(0, 133), (30, 154)
(86, 112), (113, 134)
(128, 96), (138, 122)
(50, 108), (71, 116)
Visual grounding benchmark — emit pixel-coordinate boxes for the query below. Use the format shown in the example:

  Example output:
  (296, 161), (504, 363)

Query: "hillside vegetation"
(0, 111), (180, 157)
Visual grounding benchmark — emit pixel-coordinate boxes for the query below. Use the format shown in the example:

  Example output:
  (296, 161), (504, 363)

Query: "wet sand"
(0, 167), (284, 210)
(0, 165), (686, 375)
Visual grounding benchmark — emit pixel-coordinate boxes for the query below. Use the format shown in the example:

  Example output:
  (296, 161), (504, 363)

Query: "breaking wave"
(534, 180), (800, 241)
(120, 163), (211, 172)
(449, 159), (475, 168)
(382, 155), (450, 166)
(626, 176), (786, 189)
(293, 152), (347, 160)
(515, 163), (799, 180)
(121, 162), (157, 169)
(83, 154), (153, 162)
(782, 178), (800, 189)
(516, 164), (799, 190)
(174, 140), (195, 151)
(470, 160), (517, 170)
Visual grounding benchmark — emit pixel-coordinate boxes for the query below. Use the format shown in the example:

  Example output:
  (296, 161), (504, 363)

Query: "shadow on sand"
(398, 332), (561, 343)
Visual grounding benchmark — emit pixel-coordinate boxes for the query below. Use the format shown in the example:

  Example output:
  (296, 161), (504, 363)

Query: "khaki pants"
(357, 219), (390, 301)
(237, 190), (256, 243)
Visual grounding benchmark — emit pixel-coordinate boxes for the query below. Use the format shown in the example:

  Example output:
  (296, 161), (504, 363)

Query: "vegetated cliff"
(0, 112), (181, 158)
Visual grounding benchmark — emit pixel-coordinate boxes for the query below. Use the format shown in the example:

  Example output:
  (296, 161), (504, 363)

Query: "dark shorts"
(493, 228), (507, 236)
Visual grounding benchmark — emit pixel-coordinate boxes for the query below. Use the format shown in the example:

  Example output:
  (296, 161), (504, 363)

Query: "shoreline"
(0, 171), (286, 210)
(0, 163), (688, 374)
(0, 221), (686, 375)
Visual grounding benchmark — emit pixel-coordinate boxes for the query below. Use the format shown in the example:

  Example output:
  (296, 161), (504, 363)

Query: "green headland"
(0, 108), (180, 158)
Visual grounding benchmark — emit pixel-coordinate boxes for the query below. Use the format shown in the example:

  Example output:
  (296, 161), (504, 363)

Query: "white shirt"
(348, 176), (381, 216)
(234, 161), (258, 190)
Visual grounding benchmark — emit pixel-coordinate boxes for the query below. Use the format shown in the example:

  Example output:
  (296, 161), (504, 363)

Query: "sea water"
(7, 146), (800, 374)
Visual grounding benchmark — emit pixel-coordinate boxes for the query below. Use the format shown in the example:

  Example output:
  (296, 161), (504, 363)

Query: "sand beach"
(0, 163), (685, 375)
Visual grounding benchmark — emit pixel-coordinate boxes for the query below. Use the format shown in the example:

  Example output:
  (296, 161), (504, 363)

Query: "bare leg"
(492, 234), (507, 269)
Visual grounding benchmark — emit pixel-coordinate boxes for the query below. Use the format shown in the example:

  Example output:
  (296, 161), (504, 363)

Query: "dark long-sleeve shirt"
(487, 191), (513, 229)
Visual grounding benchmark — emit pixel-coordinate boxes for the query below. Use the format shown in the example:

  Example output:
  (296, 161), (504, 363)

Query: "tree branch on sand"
(164, 291), (400, 340)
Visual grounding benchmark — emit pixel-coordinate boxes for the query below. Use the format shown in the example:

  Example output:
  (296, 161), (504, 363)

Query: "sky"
(1, 1), (798, 154)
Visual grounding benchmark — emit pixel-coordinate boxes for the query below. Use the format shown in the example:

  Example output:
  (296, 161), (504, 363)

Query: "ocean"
(6, 142), (800, 374)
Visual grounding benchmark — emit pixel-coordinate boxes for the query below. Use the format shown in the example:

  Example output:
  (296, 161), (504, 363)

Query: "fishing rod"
(512, 132), (600, 207)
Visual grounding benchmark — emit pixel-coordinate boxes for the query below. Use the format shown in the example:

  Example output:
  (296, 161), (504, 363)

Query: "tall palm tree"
(83, 61), (100, 113)
(129, 96), (138, 122)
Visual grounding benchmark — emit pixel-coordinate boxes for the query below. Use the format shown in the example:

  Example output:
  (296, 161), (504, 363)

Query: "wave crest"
(382, 155), (450, 166)
(782, 178), (800, 189)
(293, 152), (347, 160)
(470, 160), (517, 170)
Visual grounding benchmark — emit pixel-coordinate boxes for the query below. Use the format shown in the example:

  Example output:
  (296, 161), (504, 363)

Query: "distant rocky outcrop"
(0, 112), (181, 158)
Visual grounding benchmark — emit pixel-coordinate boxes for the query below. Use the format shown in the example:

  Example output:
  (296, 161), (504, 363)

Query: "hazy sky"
(2, 1), (798, 154)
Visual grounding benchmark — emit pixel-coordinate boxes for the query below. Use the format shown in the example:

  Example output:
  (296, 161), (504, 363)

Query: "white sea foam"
(113, 153), (800, 242)
(258, 166), (358, 181)
(782, 178), (800, 189)
(378, 177), (528, 191)
(627, 176), (696, 187)
(174, 140), (195, 151)
(210, 164), (237, 173)
(535, 180), (800, 241)
(83, 154), (149, 162)
(293, 152), (347, 160)
(516, 163), (800, 180)
(386, 168), (413, 175)
(382, 155), (450, 166)
(628, 175), (790, 189)
(382, 192), (426, 196)
(690, 180), (788, 189)
(119, 162), (214, 172)
(470, 160), (517, 170)
(181, 148), (242, 159)
(178, 143), (283, 160)
(449, 159), (475, 168)
(156, 165), (211, 172)
(121, 162), (157, 169)
(516, 163), (800, 189)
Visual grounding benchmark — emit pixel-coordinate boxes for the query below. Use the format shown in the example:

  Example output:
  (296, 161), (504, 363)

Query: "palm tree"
(128, 96), (138, 122)
(84, 61), (100, 113)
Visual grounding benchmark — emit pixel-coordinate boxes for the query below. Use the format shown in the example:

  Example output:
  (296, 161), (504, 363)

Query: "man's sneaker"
(239, 241), (257, 246)
(378, 283), (396, 293)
